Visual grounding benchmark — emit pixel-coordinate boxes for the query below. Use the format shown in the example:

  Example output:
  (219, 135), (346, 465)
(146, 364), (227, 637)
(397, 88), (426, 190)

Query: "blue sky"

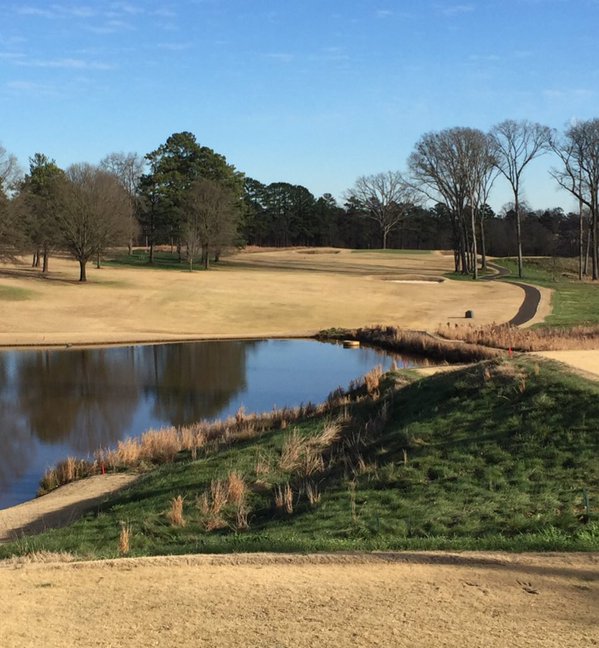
(1, 0), (598, 212)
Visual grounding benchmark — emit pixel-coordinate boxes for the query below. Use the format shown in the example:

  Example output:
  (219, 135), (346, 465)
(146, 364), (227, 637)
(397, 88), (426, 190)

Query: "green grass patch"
(499, 257), (599, 327)
(351, 249), (433, 255)
(104, 249), (207, 271)
(0, 285), (34, 301)
(444, 269), (497, 281)
(2, 358), (597, 560)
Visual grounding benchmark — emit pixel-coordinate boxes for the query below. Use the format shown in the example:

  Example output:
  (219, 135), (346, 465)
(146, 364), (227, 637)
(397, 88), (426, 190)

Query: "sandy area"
(0, 474), (138, 542)
(0, 249), (528, 346)
(533, 350), (599, 379)
(0, 552), (597, 647)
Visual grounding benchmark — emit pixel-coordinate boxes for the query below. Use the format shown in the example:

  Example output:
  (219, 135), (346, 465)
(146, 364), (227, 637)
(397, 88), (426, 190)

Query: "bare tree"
(57, 164), (130, 281)
(0, 145), (22, 259)
(183, 178), (238, 270)
(100, 152), (145, 255)
(0, 144), (20, 193)
(345, 171), (414, 249)
(490, 120), (552, 278)
(408, 127), (495, 276)
(551, 119), (599, 280)
(464, 131), (498, 278)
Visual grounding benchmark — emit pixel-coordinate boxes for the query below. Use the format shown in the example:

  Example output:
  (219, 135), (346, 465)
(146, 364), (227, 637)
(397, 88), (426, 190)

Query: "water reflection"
(145, 341), (251, 425)
(0, 339), (419, 509)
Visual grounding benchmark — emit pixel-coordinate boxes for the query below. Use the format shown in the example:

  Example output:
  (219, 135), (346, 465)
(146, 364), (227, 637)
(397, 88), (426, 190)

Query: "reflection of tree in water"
(0, 354), (32, 493)
(142, 341), (253, 426)
(16, 347), (140, 454)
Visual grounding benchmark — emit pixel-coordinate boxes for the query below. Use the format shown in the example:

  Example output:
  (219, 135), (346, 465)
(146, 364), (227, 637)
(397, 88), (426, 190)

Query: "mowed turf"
(0, 248), (525, 346)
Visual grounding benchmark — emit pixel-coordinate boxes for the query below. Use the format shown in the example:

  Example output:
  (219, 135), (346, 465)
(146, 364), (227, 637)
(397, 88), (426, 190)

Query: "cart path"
(484, 262), (543, 326)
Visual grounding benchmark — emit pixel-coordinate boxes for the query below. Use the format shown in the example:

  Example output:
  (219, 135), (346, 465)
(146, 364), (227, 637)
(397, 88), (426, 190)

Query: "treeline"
(1, 118), (599, 282)
(241, 182), (582, 260)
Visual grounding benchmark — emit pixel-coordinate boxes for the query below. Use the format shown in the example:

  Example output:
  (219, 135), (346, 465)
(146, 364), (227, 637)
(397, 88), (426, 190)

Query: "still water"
(0, 339), (421, 509)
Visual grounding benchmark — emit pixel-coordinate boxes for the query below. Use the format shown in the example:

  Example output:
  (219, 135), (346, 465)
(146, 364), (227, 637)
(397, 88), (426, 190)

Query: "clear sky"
(1, 0), (598, 212)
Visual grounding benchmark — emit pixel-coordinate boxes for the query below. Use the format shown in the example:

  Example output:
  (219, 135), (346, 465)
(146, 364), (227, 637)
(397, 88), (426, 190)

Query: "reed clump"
(37, 365), (390, 497)
(437, 322), (599, 352)
(274, 483), (294, 514)
(318, 325), (501, 362)
(166, 495), (186, 527)
(118, 522), (131, 556)
(38, 457), (94, 496)
(197, 472), (251, 532)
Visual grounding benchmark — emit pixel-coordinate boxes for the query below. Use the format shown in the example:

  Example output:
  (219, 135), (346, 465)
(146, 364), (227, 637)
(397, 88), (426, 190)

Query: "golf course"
(0, 248), (597, 648)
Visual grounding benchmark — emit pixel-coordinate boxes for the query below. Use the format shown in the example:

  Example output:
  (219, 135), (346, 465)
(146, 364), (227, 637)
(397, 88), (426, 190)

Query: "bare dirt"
(0, 552), (597, 647)
(0, 249), (528, 346)
(534, 350), (599, 379)
(0, 474), (138, 542)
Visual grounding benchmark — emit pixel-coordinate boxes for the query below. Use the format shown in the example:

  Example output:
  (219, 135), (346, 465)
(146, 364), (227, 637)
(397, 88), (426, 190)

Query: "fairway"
(0, 248), (527, 347)
(1, 553), (596, 648)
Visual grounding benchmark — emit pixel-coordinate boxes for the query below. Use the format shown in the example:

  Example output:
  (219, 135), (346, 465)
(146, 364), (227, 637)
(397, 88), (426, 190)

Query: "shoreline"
(0, 331), (319, 352)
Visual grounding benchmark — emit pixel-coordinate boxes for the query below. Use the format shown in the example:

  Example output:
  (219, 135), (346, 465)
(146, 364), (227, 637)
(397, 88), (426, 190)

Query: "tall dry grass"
(118, 522), (131, 556)
(37, 364), (391, 497)
(319, 325), (502, 362)
(274, 483), (294, 514)
(167, 495), (186, 527)
(197, 471), (250, 532)
(437, 322), (599, 352)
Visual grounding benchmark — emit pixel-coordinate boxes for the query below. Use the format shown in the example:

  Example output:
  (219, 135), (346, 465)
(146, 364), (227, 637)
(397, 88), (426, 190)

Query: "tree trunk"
(479, 215), (487, 271)
(593, 197), (598, 281)
(459, 218), (469, 274)
(203, 243), (210, 270)
(96, 250), (101, 269)
(579, 195), (584, 281)
(79, 260), (87, 282)
(471, 205), (478, 280)
(382, 227), (388, 250)
(584, 223), (591, 276)
(149, 240), (154, 265)
(42, 246), (49, 273)
(515, 195), (523, 278)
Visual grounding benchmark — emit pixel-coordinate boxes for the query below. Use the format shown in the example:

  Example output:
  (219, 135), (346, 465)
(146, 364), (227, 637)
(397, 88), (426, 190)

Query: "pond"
(0, 338), (425, 509)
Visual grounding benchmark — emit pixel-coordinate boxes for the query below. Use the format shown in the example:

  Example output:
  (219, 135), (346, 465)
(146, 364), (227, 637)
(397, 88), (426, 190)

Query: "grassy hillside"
(3, 358), (598, 559)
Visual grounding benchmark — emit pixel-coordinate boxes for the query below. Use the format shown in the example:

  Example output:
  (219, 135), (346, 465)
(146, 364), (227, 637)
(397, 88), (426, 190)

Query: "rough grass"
(4, 358), (598, 560)
(104, 249), (207, 271)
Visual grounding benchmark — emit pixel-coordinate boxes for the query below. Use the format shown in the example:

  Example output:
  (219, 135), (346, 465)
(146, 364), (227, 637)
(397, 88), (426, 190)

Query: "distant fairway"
(0, 248), (529, 347)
